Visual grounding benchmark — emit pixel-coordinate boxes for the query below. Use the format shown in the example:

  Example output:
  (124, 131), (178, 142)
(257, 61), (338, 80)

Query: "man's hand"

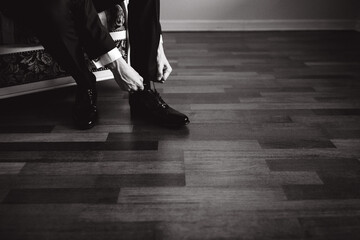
(106, 57), (144, 92)
(156, 41), (172, 83)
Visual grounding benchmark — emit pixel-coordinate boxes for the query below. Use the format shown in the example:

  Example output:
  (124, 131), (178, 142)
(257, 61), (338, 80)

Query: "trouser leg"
(128, 0), (161, 87)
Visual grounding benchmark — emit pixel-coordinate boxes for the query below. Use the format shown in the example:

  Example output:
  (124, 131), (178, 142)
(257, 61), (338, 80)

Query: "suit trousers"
(0, 0), (161, 90)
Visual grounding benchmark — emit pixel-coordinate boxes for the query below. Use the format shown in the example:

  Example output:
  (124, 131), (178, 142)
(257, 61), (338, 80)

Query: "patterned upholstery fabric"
(0, 4), (127, 88)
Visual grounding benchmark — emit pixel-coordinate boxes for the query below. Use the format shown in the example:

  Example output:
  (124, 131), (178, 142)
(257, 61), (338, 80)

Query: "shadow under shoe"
(72, 88), (98, 130)
(129, 87), (190, 128)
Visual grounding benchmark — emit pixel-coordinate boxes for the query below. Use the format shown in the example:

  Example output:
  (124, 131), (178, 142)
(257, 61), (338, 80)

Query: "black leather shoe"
(73, 88), (98, 130)
(129, 88), (190, 127)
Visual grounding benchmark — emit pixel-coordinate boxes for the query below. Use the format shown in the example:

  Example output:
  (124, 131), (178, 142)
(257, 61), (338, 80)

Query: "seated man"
(0, 0), (189, 129)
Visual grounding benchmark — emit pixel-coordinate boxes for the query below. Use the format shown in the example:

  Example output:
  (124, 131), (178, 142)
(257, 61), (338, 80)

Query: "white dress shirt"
(92, 35), (163, 68)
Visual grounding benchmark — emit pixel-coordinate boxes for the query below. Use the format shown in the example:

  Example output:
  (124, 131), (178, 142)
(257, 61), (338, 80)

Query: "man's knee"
(37, 0), (81, 35)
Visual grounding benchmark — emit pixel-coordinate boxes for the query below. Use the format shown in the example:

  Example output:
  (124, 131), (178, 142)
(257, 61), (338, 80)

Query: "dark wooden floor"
(1, 31), (360, 239)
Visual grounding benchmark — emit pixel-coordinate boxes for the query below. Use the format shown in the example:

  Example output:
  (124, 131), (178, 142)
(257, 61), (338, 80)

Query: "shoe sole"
(130, 107), (189, 128)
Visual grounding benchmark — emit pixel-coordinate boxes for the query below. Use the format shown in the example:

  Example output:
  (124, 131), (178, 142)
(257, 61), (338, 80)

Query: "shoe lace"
(87, 89), (96, 106)
(151, 82), (167, 109)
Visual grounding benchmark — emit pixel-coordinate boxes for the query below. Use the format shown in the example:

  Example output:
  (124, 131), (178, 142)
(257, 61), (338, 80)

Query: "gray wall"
(160, 0), (360, 31)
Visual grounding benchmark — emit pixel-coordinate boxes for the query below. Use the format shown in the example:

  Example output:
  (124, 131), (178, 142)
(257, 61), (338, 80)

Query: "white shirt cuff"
(92, 47), (122, 69)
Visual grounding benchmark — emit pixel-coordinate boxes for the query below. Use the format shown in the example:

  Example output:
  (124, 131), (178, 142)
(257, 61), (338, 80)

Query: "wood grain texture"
(0, 141), (158, 151)
(0, 133), (109, 142)
(1, 31), (360, 239)
(2, 188), (120, 204)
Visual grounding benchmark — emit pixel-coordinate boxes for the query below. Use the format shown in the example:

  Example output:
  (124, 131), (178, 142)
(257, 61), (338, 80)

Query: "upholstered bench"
(0, 1), (129, 99)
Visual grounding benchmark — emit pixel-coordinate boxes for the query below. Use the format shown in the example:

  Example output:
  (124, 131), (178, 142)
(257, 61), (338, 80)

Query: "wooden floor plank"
(0, 141), (158, 151)
(0, 163), (25, 174)
(0, 133), (109, 142)
(20, 161), (184, 175)
(2, 188), (120, 204)
(0, 174), (185, 189)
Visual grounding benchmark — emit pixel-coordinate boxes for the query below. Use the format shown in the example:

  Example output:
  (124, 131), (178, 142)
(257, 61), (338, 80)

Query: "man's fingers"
(134, 75), (144, 90)
(163, 64), (172, 81)
(108, 58), (146, 92)
(157, 63), (164, 81)
(122, 75), (143, 92)
(137, 78), (144, 90)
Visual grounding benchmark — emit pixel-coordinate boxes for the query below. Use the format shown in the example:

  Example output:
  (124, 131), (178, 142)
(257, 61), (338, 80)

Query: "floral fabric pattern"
(106, 4), (126, 32)
(0, 50), (67, 87)
(0, 40), (127, 88)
